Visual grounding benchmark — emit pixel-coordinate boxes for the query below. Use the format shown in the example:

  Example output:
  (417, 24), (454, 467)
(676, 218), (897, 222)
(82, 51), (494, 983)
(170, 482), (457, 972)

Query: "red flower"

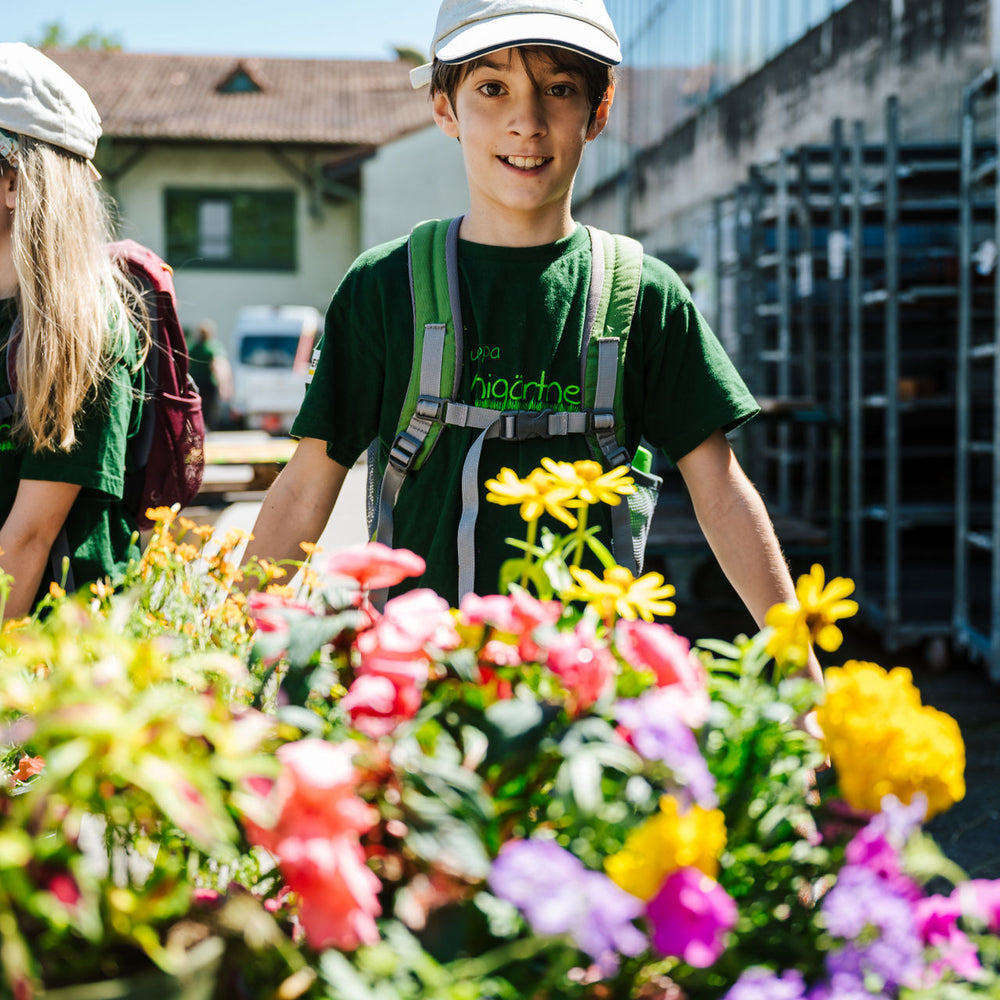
(14, 756), (44, 782)
(546, 621), (616, 712)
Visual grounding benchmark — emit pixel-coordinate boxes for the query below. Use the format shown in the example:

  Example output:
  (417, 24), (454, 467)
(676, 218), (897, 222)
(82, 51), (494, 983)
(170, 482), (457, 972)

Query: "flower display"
(0, 472), (998, 1000)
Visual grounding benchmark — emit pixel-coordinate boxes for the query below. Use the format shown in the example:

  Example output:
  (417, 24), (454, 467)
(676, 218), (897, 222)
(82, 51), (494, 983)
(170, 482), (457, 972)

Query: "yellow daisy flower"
(485, 467), (579, 528)
(765, 563), (858, 668)
(568, 565), (676, 622)
(540, 458), (636, 507)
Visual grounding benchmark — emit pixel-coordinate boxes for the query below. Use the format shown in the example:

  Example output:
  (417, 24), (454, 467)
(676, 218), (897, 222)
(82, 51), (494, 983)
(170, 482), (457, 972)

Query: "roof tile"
(47, 49), (434, 146)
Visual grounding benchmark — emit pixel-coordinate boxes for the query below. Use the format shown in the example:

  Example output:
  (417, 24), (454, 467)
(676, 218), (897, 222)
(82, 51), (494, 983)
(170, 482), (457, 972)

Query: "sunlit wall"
(579, 0), (854, 196)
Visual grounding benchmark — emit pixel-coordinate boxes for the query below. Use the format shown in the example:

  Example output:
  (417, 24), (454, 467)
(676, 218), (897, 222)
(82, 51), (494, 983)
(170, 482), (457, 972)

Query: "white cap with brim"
(410, 0), (622, 89)
(0, 42), (102, 175)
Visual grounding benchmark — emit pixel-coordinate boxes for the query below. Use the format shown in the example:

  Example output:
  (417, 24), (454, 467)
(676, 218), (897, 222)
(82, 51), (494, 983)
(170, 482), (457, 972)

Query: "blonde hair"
(2, 137), (148, 451)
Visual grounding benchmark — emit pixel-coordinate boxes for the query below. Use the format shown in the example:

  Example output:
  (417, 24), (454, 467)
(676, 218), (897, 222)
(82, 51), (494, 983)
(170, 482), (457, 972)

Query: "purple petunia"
(820, 864), (923, 990)
(488, 838), (647, 975)
(615, 689), (717, 807)
(724, 966), (807, 1000)
(807, 972), (891, 999)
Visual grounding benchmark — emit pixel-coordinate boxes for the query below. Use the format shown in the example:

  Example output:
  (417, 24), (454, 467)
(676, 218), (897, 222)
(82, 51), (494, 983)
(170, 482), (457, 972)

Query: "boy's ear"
(586, 82), (615, 142)
(432, 90), (461, 140)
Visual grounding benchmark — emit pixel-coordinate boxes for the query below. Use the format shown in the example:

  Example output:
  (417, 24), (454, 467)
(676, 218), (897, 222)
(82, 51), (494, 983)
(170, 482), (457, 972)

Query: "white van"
(229, 305), (321, 434)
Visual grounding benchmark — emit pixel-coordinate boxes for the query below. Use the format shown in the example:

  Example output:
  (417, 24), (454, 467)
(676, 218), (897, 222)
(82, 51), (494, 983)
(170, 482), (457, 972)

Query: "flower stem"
(521, 518), (538, 588)
(571, 508), (588, 567)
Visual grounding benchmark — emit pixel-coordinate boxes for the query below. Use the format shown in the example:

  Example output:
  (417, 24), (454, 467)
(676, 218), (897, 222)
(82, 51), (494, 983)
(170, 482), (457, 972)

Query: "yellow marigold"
(299, 541), (322, 557)
(605, 795), (727, 900)
(48, 582), (65, 600)
(816, 660), (965, 819)
(567, 565), (676, 622)
(145, 505), (179, 527)
(485, 467), (578, 528)
(540, 458), (636, 507)
(765, 563), (858, 668)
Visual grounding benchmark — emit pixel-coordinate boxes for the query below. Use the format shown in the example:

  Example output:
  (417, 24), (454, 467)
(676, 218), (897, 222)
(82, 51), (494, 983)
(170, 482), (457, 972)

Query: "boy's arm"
(241, 437), (349, 580)
(675, 429), (824, 686)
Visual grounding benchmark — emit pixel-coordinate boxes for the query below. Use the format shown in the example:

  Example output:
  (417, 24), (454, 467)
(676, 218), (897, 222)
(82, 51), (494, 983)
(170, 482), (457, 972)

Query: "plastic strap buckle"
(499, 409), (555, 440)
(388, 430), (423, 472)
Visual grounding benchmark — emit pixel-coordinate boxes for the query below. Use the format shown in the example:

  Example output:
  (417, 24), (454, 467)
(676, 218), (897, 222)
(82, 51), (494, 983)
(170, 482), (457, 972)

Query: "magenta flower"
(323, 542), (425, 590)
(914, 894), (983, 983)
(645, 866), (737, 968)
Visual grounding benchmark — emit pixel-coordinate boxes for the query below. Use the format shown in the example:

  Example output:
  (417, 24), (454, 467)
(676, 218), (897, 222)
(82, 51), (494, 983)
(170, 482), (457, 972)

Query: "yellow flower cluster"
(567, 565), (676, 622)
(604, 794), (727, 900)
(816, 660), (965, 819)
(485, 459), (635, 527)
(765, 564), (858, 669)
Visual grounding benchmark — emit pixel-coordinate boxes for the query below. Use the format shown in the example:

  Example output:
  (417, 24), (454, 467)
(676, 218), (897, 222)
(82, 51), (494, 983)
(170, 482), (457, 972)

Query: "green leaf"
(480, 697), (557, 767)
(320, 950), (380, 1000)
(405, 820), (491, 880)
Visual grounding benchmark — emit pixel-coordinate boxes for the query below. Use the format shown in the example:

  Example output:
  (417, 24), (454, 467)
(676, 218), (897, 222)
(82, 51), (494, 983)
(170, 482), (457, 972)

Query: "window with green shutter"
(164, 188), (297, 271)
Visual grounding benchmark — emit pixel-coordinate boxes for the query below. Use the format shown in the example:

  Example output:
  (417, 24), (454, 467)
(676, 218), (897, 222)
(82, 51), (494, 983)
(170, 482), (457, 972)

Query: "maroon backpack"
(0, 240), (205, 537)
(108, 239), (205, 530)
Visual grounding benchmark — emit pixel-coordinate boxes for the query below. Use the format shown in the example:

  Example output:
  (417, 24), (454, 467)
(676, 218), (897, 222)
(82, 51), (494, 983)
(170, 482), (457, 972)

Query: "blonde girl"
(0, 43), (149, 619)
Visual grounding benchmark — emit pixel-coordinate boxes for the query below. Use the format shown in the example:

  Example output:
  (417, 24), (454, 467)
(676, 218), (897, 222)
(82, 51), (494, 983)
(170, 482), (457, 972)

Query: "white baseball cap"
(0, 43), (102, 168)
(410, 0), (622, 89)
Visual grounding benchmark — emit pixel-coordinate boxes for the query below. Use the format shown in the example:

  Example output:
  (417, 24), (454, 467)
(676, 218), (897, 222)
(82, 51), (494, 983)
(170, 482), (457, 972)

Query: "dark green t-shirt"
(0, 297), (143, 604)
(293, 225), (758, 604)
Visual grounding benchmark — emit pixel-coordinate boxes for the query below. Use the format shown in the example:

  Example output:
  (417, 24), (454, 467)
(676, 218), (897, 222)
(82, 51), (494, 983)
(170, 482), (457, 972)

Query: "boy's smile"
(433, 48), (611, 246)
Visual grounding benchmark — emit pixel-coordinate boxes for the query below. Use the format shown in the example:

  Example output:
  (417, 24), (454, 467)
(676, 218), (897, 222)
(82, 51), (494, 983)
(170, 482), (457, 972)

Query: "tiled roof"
(47, 49), (434, 146)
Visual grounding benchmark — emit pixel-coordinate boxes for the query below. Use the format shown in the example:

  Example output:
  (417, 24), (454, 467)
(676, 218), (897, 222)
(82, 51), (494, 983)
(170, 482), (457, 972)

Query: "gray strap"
(457, 418), (501, 599)
(593, 339), (636, 573)
(580, 228), (605, 388)
(0, 392), (16, 422)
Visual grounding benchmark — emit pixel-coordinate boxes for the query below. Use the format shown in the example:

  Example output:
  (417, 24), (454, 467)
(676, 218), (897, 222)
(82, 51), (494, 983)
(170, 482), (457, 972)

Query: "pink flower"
(914, 894), (983, 983)
(615, 620), (708, 727)
(955, 879), (1000, 933)
(545, 621), (616, 711)
(247, 590), (315, 633)
(323, 542), (425, 590)
(376, 589), (461, 653)
(342, 672), (423, 737)
(459, 590), (561, 661)
(275, 834), (382, 951)
(645, 867), (737, 968)
(243, 740), (382, 951)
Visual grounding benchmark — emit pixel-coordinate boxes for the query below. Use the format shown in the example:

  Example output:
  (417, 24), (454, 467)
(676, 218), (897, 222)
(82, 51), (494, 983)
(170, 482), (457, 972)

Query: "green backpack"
(366, 217), (662, 600)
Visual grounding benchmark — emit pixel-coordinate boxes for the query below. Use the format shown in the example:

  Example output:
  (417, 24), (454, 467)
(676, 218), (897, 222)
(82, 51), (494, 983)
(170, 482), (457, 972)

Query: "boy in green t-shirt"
(244, 0), (821, 684)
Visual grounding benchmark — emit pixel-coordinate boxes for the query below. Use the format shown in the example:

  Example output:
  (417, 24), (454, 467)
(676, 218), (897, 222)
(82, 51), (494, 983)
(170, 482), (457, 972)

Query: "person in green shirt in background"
(0, 44), (149, 619)
(187, 319), (232, 431)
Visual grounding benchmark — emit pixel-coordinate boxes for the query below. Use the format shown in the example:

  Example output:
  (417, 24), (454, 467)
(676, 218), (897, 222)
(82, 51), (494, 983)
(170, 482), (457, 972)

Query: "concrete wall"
(575, 0), (992, 312)
(362, 124), (470, 249)
(108, 145), (360, 351)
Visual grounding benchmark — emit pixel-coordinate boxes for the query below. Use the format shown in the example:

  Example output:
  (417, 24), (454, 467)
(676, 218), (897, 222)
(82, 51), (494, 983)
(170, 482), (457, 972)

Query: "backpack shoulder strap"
(582, 226), (643, 466)
(582, 227), (646, 573)
(371, 217), (463, 553)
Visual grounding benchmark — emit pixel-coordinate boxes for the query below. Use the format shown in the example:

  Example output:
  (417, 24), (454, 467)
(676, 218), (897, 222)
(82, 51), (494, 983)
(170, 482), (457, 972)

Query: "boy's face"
(432, 48), (611, 245)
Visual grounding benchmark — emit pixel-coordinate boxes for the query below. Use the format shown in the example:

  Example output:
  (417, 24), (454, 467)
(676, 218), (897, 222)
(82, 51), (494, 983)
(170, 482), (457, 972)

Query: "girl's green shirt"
(294, 225), (759, 604)
(0, 297), (144, 604)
